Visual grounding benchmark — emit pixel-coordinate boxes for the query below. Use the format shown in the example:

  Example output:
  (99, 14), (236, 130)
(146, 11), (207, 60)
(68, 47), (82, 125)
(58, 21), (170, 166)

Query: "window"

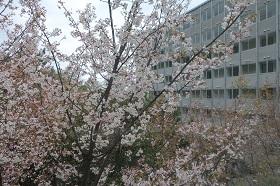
(165, 61), (172, 68)
(192, 13), (200, 25)
(159, 62), (164, 69)
(228, 89), (239, 99)
(227, 66), (239, 77)
(260, 60), (276, 73)
(260, 35), (267, 47)
(268, 60), (276, 72)
(242, 89), (256, 99)
(219, 89), (224, 98)
(202, 28), (211, 42)
(165, 76), (172, 83)
(191, 90), (196, 98)
(260, 62), (266, 73)
(213, 89), (219, 98)
(242, 40), (249, 51)
(152, 65), (157, 70)
(268, 32), (276, 45)
(260, 32), (276, 47)
(241, 38), (256, 51)
(259, 6), (266, 21)
(259, 0), (276, 21)
(249, 38), (256, 49)
(183, 22), (191, 30)
(195, 90), (200, 98)
(233, 43), (239, 53)
(214, 69), (218, 78)
(213, 1), (224, 17)
(233, 89), (239, 99)
(242, 63), (256, 74)
(261, 88), (276, 99)
(213, 89), (224, 98)
(213, 68), (224, 78)
(207, 90), (212, 98)
(213, 3), (219, 17)
(201, 90), (207, 98)
(218, 1), (224, 15)
(241, 9), (256, 23)
(233, 66), (239, 76)
(267, 1), (276, 18)
(191, 33), (200, 44)
(227, 67), (232, 77)
(202, 8), (211, 21)
(191, 90), (201, 98)
(213, 24), (223, 38)
(219, 68), (224, 78)
(206, 70), (212, 79)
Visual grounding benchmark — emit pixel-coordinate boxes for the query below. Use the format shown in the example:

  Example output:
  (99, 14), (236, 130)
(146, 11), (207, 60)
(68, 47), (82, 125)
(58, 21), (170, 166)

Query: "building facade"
(153, 0), (280, 114)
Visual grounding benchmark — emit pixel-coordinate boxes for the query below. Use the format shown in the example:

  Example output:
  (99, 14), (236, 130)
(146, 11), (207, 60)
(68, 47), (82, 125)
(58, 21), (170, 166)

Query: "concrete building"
(153, 0), (280, 116)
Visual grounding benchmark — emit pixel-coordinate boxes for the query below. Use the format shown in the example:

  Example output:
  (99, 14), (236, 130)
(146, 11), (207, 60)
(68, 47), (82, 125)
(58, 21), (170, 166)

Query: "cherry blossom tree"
(0, 0), (254, 185)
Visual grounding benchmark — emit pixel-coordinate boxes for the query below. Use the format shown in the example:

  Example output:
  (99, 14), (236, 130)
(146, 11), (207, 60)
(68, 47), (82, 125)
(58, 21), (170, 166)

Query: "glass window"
(259, 7), (266, 21)
(261, 88), (276, 99)
(213, 89), (219, 98)
(233, 66), (239, 76)
(213, 24), (220, 38)
(260, 35), (266, 47)
(202, 29), (211, 42)
(249, 38), (256, 49)
(242, 40), (249, 51)
(213, 4), (219, 16)
(243, 63), (256, 74)
(227, 67), (233, 77)
(228, 89), (232, 99)
(183, 22), (191, 30)
(233, 89), (239, 99)
(193, 14), (200, 24)
(268, 32), (276, 45)
(242, 89), (256, 99)
(214, 69), (219, 78)
(248, 63), (256, 74)
(259, 1), (276, 21)
(260, 61), (267, 73)
(268, 60), (276, 72)
(233, 43), (239, 53)
(203, 71), (207, 79)
(242, 64), (249, 74)
(207, 29), (211, 40)
(195, 90), (200, 98)
(219, 89), (224, 98)
(191, 91), (196, 98)
(207, 8), (211, 20)
(207, 90), (212, 98)
(202, 90), (207, 98)
(165, 76), (172, 83)
(168, 61), (172, 67)
(206, 70), (212, 79)
(228, 89), (238, 99)
(218, 1), (224, 14)
(219, 68), (224, 78)
(242, 38), (256, 51)
(202, 8), (211, 21)
(267, 1), (276, 18)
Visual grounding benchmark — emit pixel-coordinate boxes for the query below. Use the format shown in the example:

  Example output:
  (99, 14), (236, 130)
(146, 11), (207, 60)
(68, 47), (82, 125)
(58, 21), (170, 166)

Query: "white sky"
(42, 0), (207, 54)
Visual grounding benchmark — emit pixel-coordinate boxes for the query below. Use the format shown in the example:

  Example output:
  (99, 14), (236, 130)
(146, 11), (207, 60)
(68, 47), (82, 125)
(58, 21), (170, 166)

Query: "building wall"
(153, 0), (280, 113)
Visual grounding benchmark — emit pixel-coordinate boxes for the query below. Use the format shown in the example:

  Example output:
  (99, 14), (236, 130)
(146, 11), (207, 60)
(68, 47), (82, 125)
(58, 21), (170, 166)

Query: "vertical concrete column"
(276, 0), (279, 111)
(256, 0), (260, 98)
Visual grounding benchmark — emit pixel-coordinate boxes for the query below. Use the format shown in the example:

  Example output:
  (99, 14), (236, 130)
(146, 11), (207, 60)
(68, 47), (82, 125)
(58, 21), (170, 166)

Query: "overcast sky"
(42, 0), (207, 53)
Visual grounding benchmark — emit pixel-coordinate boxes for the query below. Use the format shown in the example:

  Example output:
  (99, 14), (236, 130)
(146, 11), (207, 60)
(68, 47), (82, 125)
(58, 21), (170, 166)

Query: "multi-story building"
(153, 0), (280, 117)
